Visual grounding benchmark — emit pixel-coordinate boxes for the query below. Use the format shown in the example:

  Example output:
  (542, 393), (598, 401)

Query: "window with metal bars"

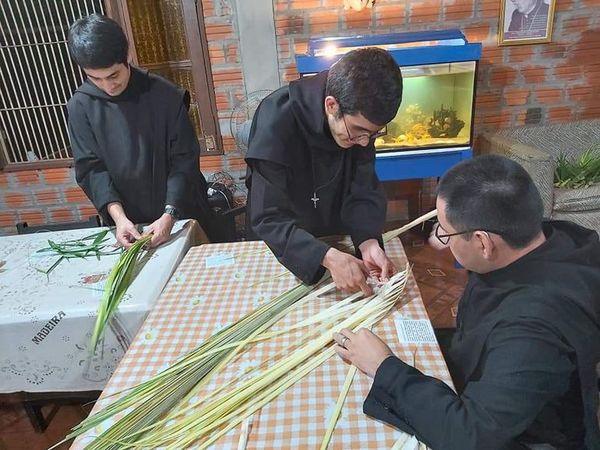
(0, 0), (105, 170)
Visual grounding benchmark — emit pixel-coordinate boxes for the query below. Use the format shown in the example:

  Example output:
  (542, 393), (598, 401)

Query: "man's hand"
(107, 202), (141, 248)
(322, 247), (372, 296)
(144, 213), (176, 248)
(358, 239), (395, 281)
(333, 328), (394, 378)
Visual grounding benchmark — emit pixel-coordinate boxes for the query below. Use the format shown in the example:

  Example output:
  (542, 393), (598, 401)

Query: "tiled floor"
(0, 234), (468, 450)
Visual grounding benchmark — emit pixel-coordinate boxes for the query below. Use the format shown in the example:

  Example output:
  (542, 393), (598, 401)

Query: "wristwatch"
(164, 205), (179, 220)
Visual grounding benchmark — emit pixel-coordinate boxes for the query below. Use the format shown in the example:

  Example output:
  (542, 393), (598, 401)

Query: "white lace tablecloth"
(0, 219), (203, 393)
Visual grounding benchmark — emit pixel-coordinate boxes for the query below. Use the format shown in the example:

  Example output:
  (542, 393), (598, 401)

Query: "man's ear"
(324, 96), (338, 115)
(474, 231), (496, 261)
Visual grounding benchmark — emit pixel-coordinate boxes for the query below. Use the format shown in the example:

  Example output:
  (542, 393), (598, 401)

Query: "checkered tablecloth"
(72, 238), (453, 449)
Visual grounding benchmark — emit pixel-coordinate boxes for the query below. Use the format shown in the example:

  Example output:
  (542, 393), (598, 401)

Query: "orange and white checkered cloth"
(72, 238), (453, 449)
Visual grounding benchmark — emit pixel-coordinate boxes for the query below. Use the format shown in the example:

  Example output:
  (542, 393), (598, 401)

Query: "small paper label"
(205, 253), (235, 268)
(395, 318), (437, 344)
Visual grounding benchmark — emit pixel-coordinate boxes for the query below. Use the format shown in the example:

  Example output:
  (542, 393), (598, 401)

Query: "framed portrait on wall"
(498, 0), (556, 45)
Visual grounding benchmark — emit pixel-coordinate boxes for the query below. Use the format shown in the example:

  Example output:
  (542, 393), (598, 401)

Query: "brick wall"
(274, 0), (600, 128)
(2, 0), (599, 235)
(0, 168), (97, 235)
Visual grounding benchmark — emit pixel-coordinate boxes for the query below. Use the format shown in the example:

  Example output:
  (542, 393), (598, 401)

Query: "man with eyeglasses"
(245, 48), (402, 294)
(333, 155), (600, 449)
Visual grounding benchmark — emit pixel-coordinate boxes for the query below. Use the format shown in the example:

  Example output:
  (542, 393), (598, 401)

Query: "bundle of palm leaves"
(89, 235), (152, 352)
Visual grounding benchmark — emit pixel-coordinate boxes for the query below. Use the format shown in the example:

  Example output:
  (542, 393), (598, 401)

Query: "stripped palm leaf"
(89, 235), (152, 352)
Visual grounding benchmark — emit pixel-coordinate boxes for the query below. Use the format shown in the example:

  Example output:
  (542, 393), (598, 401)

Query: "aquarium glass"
(374, 61), (476, 153)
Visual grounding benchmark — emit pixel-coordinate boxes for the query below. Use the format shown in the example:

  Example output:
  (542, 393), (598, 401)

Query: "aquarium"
(374, 61), (476, 153)
(296, 31), (481, 158)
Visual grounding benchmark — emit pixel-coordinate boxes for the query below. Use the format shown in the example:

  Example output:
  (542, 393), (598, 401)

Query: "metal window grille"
(0, 0), (104, 168)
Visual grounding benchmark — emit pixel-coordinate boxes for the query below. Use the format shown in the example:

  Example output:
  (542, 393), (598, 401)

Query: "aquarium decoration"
(428, 105), (465, 138)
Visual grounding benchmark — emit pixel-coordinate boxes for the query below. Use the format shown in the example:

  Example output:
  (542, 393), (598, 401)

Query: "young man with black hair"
(67, 14), (214, 247)
(245, 48), (403, 294)
(333, 155), (600, 449)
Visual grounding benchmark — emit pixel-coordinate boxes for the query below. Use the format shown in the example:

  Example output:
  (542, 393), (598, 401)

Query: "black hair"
(325, 47), (402, 126)
(437, 154), (544, 249)
(67, 14), (128, 69)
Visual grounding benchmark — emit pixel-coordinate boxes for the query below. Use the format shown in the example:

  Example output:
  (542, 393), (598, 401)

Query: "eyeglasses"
(434, 223), (504, 245)
(341, 114), (386, 145)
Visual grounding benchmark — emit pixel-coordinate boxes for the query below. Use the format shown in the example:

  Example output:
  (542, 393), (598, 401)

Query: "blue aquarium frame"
(295, 30), (482, 181)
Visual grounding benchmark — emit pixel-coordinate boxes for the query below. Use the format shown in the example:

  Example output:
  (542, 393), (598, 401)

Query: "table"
(0, 219), (204, 393)
(73, 238), (453, 449)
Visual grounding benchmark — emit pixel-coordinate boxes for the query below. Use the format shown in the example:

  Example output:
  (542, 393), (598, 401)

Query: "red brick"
(204, 22), (233, 40)
(0, 211), (17, 227)
(64, 186), (89, 203)
(548, 106), (574, 122)
(294, 39), (309, 55)
(225, 43), (238, 63)
(409, 2), (442, 23)
(553, 64), (583, 81)
(212, 68), (243, 83)
(520, 66), (546, 84)
(562, 16), (591, 35)
(201, 155), (225, 172)
(581, 0), (599, 7)
(477, 0), (499, 18)
(508, 46), (534, 63)
(201, 0), (215, 18)
(445, 0), (474, 21)
(344, 7), (372, 29)
(535, 88), (562, 105)
(14, 170), (41, 186)
(541, 43), (568, 59)
(283, 63), (299, 82)
(222, 137), (237, 152)
(0, 173), (9, 188)
(375, 4), (406, 27)
(475, 91), (502, 109)
(555, 0), (575, 11)
(228, 157), (247, 171)
(567, 86), (593, 102)
(489, 66), (518, 85)
(275, 0), (290, 11)
(481, 46), (504, 65)
(208, 43), (226, 65)
(78, 205), (98, 219)
(49, 208), (76, 223)
(463, 24), (490, 43)
(580, 105), (600, 119)
(503, 88), (530, 106)
(276, 15), (305, 35)
(291, 0), (321, 8)
(308, 10), (339, 34)
(18, 210), (46, 226)
(34, 189), (61, 205)
(4, 192), (31, 208)
(215, 91), (230, 111)
(481, 111), (512, 128)
(43, 168), (71, 185)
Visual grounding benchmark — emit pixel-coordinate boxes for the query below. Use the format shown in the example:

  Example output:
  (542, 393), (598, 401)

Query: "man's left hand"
(144, 214), (176, 247)
(359, 239), (395, 281)
(333, 328), (394, 378)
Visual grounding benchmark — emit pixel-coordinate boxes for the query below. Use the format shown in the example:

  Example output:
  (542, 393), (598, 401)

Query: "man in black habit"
(333, 155), (600, 449)
(245, 48), (403, 294)
(67, 14), (214, 248)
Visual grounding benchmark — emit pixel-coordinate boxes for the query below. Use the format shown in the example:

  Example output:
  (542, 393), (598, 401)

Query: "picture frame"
(498, 0), (556, 46)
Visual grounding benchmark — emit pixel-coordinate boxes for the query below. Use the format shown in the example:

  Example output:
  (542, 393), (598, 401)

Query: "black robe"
(67, 66), (213, 235)
(245, 71), (387, 284)
(364, 221), (600, 449)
